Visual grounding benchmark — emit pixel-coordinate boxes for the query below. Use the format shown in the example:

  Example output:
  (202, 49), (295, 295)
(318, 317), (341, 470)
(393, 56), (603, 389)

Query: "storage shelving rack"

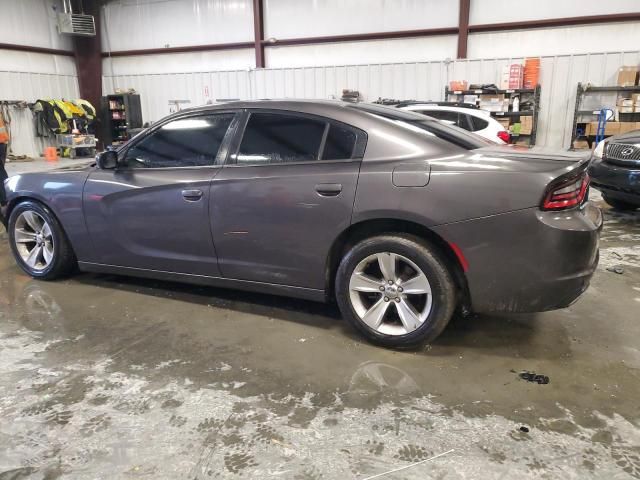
(101, 93), (143, 147)
(570, 83), (640, 149)
(444, 85), (541, 145)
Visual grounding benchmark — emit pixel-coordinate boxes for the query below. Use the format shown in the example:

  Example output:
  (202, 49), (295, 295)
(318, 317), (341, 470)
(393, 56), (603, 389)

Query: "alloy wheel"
(13, 211), (55, 272)
(348, 252), (433, 336)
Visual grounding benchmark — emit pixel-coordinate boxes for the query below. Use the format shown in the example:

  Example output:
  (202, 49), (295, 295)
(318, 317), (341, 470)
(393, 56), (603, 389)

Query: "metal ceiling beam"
(262, 27), (459, 47)
(469, 12), (640, 33)
(0, 43), (74, 57)
(101, 42), (254, 58)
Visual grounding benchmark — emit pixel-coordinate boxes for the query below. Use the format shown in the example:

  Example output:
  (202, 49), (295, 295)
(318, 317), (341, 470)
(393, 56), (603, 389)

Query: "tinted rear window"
(469, 115), (489, 131)
(237, 112), (326, 164)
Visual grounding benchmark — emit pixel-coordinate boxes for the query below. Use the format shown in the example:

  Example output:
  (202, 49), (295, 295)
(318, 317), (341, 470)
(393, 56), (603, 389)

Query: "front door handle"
(182, 189), (203, 201)
(315, 183), (342, 197)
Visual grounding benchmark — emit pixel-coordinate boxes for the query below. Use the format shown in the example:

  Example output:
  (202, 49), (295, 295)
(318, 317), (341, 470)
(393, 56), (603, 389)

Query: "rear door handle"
(182, 189), (203, 201)
(315, 183), (342, 197)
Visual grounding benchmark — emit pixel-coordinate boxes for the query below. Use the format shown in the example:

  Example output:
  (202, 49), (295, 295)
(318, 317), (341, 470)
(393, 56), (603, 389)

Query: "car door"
(211, 110), (366, 289)
(83, 111), (239, 276)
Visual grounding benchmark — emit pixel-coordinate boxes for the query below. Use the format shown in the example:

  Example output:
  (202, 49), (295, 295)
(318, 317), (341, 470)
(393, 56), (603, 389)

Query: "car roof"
(178, 98), (435, 116)
(164, 98), (441, 129)
(175, 98), (358, 114)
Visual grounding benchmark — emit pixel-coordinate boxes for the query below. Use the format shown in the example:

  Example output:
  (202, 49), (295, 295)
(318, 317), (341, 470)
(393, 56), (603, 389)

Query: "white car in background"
(396, 102), (510, 145)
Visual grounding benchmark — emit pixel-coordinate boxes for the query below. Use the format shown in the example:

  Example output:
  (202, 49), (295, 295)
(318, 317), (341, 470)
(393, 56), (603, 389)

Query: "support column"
(72, 0), (102, 117)
(253, 0), (265, 68)
(457, 0), (470, 59)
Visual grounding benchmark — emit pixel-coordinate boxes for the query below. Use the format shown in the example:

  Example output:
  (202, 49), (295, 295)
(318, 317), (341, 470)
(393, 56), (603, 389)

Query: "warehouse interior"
(1, 0), (640, 478)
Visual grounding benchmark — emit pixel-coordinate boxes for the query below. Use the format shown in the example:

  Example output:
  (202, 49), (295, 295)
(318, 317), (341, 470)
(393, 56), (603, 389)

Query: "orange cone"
(44, 147), (58, 162)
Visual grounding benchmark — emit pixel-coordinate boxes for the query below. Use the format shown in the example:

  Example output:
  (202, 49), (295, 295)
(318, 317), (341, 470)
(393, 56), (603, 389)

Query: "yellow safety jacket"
(53, 100), (74, 120)
(73, 99), (96, 120)
(0, 116), (9, 144)
(63, 100), (85, 116)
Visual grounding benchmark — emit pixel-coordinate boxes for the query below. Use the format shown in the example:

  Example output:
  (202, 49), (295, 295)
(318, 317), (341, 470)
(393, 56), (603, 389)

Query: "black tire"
(603, 195), (639, 211)
(335, 234), (457, 348)
(8, 200), (77, 280)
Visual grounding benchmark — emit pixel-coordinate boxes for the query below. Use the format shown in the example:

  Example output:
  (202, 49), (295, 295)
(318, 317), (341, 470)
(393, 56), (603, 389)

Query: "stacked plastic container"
(524, 58), (540, 89)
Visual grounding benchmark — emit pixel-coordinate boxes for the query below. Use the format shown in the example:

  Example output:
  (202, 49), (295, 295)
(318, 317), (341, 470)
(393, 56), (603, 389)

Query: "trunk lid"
(475, 145), (591, 164)
(468, 145), (592, 174)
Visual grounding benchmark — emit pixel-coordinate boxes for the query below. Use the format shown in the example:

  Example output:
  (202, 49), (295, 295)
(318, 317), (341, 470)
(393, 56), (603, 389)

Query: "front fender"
(4, 170), (95, 262)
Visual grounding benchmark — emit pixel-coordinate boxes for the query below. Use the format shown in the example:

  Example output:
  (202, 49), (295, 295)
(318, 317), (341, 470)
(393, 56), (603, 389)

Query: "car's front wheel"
(602, 194), (639, 211)
(8, 200), (76, 280)
(335, 234), (457, 348)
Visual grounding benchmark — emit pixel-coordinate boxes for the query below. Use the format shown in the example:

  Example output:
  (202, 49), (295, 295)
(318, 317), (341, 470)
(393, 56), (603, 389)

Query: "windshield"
(350, 103), (492, 150)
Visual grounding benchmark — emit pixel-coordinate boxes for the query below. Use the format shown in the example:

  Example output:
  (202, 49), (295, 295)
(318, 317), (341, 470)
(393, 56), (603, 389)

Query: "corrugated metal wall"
(0, 70), (79, 157)
(103, 50), (640, 149)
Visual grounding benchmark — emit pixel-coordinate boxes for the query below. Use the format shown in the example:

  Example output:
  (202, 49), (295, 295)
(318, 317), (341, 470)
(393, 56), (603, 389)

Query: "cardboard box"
(573, 140), (590, 150)
(606, 123), (621, 135)
(500, 66), (510, 89)
(617, 66), (638, 87)
(520, 116), (533, 135)
(586, 122), (621, 136)
(619, 122), (640, 134)
(463, 94), (478, 105)
(619, 107), (635, 113)
(508, 64), (523, 89)
(482, 102), (508, 113)
(500, 64), (524, 89)
(479, 94), (507, 112)
(617, 98), (633, 107)
(496, 118), (510, 129)
(631, 93), (640, 104)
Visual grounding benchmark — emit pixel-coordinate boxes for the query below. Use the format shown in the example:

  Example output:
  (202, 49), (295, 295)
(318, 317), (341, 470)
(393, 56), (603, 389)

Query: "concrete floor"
(0, 172), (639, 478)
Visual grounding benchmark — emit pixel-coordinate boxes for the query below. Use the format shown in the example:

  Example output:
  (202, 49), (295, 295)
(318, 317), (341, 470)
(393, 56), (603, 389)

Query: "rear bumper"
(589, 159), (640, 205)
(433, 202), (602, 314)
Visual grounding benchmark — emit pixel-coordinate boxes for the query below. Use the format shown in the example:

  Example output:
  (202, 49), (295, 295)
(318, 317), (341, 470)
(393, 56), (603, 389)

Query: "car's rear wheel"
(335, 234), (457, 348)
(8, 200), (76, 280)
(602, 194), (639, 211)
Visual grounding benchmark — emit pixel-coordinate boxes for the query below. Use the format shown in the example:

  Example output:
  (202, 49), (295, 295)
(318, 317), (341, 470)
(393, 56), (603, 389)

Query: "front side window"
(236, 113), (326, 165)
(123, 113), (235, 168)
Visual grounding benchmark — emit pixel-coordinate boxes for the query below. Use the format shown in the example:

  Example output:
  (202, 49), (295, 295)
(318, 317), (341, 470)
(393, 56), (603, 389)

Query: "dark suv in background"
(590, 130), (640, 210)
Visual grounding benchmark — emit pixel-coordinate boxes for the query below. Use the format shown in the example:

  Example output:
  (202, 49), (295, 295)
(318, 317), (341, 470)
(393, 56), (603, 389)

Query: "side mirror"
(96, 150), (118, 170)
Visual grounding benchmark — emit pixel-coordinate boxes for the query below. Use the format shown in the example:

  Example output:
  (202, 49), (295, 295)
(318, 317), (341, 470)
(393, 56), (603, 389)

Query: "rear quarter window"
(469, 115), (489, 131)
(351, 102), (490, 150)
(323, 124), (357, 160)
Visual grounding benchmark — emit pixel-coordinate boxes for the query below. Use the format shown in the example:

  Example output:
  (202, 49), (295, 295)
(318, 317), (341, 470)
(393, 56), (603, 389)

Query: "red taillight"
(541, 173), (590, 211)
(497, 130), (510, 143)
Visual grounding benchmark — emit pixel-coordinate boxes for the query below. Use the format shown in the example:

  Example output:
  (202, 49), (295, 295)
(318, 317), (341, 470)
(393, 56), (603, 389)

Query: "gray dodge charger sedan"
(1, 100), (602, 347)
